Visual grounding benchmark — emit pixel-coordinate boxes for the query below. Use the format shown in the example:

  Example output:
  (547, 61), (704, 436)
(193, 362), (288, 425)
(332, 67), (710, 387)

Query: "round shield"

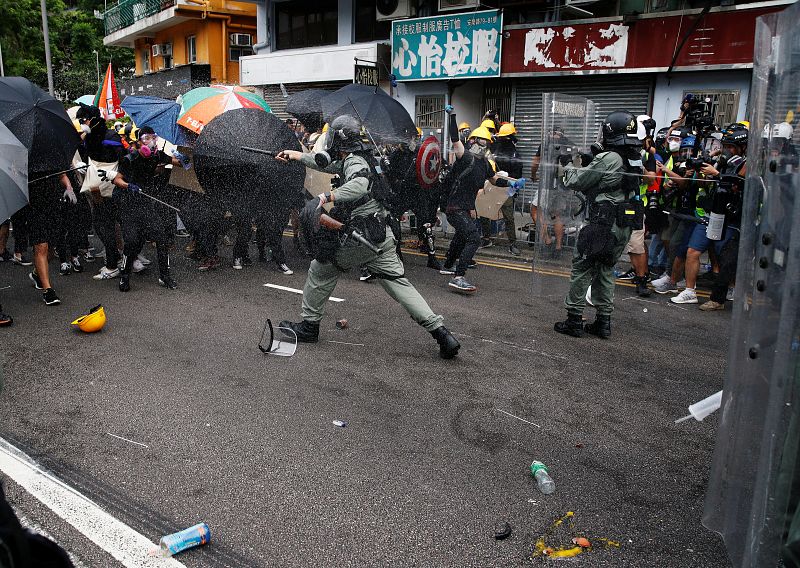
(416, 135), (442, 189)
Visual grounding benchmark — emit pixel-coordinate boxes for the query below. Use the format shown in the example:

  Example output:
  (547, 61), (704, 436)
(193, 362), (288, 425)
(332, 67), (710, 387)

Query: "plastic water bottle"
(530, 461), (555, 494)
(158, 523), (211, 557)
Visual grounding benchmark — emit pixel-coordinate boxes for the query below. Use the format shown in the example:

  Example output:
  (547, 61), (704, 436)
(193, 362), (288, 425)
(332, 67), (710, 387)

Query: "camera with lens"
(682, 94), (714, 131)
(685, 156), (708, 171)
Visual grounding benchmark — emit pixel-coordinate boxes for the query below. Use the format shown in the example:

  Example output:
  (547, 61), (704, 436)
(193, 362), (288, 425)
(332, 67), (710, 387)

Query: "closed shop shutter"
(259, 81), (350, 122)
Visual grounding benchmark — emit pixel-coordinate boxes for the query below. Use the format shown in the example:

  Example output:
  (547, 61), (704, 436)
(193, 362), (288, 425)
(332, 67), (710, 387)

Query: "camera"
(685, 156), (708, 171)
(682, 94), (715, 131)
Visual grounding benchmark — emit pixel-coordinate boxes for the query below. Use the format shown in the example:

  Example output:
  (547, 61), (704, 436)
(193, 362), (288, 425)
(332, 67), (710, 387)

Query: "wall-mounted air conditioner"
(230, 33), (252, 46)
(438, 0), (480, 11)
(377, 0), (411, 21)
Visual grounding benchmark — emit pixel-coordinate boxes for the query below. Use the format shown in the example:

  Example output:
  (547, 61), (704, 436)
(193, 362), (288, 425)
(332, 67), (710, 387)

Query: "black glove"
(558, 154), (572, 166)
(580, 153), (593, 167)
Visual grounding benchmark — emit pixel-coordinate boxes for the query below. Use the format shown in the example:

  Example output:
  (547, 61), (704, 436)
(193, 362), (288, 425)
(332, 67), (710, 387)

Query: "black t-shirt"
(446, 152), (494, 211)
(118, 149), (172, 189)
(81, 127), (127, 163)
(493, 140), (523, 179)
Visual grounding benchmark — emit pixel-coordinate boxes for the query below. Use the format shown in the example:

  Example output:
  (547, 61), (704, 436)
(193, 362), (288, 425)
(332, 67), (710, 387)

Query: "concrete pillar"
(338, 0), (353, 46)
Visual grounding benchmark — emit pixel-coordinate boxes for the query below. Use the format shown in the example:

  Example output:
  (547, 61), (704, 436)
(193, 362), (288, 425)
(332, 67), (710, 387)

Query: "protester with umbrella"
(276, 114), (461, 359)
(0, 118), (28, 325)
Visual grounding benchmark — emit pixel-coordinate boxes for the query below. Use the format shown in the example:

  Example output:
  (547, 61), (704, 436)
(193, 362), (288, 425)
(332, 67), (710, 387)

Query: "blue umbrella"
(74, 94), (95, 106)
(120, 95), (195, 146)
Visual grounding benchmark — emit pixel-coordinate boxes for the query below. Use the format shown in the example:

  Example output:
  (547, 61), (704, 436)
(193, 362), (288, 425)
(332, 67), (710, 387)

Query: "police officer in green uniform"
(276, 115), (460, 359)
(554, 111), (644, 339)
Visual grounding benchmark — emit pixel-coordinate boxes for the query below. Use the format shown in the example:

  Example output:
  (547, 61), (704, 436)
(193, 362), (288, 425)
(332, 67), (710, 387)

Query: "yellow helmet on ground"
(497, 123), (517, 137)
(458, 122), (471, 131)
(71, 305), (106, 333)
(480, 119), (497, 132)
(469, 126), (493, 142)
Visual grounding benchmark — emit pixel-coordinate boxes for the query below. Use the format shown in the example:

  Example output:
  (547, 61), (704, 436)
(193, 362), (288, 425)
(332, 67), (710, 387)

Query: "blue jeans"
(648, 233), (668, 273)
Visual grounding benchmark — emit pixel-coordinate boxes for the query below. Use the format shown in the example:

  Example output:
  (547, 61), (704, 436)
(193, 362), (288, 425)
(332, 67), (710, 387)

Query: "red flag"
(93, 62), (124, 119)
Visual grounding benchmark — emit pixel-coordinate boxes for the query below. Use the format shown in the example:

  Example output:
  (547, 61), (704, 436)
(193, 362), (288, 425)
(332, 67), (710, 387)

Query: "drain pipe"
(252, 0), (269, 54)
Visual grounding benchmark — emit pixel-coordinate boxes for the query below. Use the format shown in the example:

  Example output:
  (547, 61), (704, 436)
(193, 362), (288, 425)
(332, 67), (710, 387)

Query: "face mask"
(668, 140), (681, 153)
(721, 149), (734, 160)
(138, 144), (152, 158)
(469, 143), (487, 158)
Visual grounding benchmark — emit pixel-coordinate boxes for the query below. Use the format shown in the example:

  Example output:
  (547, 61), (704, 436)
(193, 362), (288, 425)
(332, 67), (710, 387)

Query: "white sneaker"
(132, 259), (146, 273)
(93, 266), (120, 280)
(137, 253), (152, 266)
(726, 287), (735, 301)
(651, 274), (671, 288)
(277, 263), (293, 275)
(676, 279), (686, 289)
(670, 288), (698, 304)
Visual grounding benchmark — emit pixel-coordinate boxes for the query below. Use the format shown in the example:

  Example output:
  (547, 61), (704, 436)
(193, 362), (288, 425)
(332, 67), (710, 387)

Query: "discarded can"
(159, 523), (211, 556)
(336, 319), (348, 329)
(332, 420), (347, 427)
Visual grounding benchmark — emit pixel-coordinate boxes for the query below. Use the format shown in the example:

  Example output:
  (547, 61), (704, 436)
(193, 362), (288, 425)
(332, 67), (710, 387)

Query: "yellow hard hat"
(71, 305), (106, 333)
(72, 118), (82, 133)
(497, 123), (517, 137)
(480, 119), (496, 132)
(739, 120), (750, 129)
(469, 126), (493, 142)
(322, 123), (329, 133)
(458, 122), (471, 131)
(416, 127), (422, 137)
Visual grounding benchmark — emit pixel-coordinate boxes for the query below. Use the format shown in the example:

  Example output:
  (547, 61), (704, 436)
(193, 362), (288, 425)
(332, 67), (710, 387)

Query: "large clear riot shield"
(702, 5), (800, 567)
(530, 94), (597, 297)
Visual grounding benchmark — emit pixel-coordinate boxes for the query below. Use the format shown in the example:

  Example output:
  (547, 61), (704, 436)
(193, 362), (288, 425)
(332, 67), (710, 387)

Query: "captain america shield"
(415, 135), (442, 189)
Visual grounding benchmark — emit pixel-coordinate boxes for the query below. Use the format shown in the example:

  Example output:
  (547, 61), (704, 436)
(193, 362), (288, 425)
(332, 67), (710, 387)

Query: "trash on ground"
(531, 511), (621, 560)
(643, 308), (648, 313)
(675, 390), (723, 423)
(332, 420), (347, 427)
(336, 319), (348, 329)
(158, 522), (211, 557)
(493, 521), (512, 540)
(573, 537), (591, 548)
(530, 461), (555, 494)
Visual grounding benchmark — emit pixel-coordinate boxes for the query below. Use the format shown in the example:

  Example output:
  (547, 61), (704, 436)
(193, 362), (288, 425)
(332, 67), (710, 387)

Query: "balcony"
(104, 0), (176, 35)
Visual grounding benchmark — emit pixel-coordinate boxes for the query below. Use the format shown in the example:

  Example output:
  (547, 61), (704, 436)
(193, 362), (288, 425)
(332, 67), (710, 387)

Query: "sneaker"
(185, 250), (203, 262)
(616, 267), (636, 280)
(83, 249), (95, 262)
(277, 263), (293, 275)
(29, 271), (43, 290)
(95, 248), (106, 259)
(671, 288), (698, 304)
(119, 274), (131, 292)
(448, 276), (477, 293)
(479, 238), (493, 248)
(359, 268), (375, 282)
(650, 274), (671, 288)
(136, 253), (151, 266)
(654, 280), (678, 295)
(198, 256), (220, 271)
(241, 256), (253, 267)
(467, 261), (477, 269)
(59, 261), (72, 276)
(676, 278), (687, 289)
(43, 288), (60, 305)
(132, 259), (146, 273)
(13, 254), (32, 266)
(259, 249), (273, 263)
(158, 275), (178, 289)
(233, 257), (243, 270)
(509, 244), (521, 257)
(439, 265), (456, 275)
(93, 266), (120, 280)
(175, 229), (190, 238)
(0, 249), (12, 262)
(71, 256), (83, 273)
(726, 287), (735, 302)
(699, 300), (725, 311)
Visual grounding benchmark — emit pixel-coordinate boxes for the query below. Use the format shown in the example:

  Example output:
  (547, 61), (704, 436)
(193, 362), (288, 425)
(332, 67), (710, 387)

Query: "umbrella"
(286, 89), (331, 132)
(193, 108), (304, 203)
(74, 94), (95, 106)
(177, 85), (271, 135)
(0, 119), (29, 221)
(121, 95), (195, 146)
(321, 84), (416, 144)
(0, 77), (81, 175)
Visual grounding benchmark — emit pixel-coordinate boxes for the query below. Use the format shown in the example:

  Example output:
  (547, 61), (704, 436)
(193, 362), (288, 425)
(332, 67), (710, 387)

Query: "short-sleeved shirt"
(446, 152), (495, 211)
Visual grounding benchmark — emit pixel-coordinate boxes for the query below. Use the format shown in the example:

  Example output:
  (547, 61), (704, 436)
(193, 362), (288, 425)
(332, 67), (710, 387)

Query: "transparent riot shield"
(530, 94), (597, 298)
(259, 319), (298, 357)
(702, 5), (800, 567)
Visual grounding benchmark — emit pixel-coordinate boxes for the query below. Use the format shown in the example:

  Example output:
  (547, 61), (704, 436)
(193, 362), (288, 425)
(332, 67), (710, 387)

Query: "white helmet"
(636, 115), (656, 141)
(772, 122), (793, 140)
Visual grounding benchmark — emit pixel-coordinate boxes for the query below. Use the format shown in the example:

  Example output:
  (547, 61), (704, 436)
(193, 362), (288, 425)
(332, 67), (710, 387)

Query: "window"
(187, 35), (196, 64)
(354, 0), (390, 43)
(415, 95), (444, 130)
(682, 90), (741, 127)
(229, 47), (254, 61)
(483, 82), (512, 124)
(142, 50), (150, 73)
(162, 55), (173, 69)
(275, 0), (337, 50)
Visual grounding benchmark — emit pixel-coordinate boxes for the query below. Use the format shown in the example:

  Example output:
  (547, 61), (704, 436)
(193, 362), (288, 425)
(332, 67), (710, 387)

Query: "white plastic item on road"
(675, 390), (723, 423)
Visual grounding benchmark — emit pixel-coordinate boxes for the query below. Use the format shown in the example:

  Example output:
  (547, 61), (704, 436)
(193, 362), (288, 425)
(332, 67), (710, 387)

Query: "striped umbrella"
(176, 85), (271, 134)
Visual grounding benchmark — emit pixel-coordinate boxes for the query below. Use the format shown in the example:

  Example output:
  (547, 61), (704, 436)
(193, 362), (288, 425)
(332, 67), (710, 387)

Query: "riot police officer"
(275, 115), (460, 359)
(554, 110), (644, 338)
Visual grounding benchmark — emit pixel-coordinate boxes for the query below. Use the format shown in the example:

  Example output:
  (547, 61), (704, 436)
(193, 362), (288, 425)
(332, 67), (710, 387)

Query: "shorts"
(686, 223), (735, 255)
(623, 227), (646, 255)
(660, 216), (681, 243)
(27, 186), (63, 245)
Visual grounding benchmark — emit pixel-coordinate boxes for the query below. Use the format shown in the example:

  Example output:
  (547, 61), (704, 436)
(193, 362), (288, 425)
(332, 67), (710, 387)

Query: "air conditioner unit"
(161, 43), (172, 56)
(151, 44), (162, 57)
(376, 0), (410, 21)
(438, 0), (480, 11)
(230, 33), (252, 47)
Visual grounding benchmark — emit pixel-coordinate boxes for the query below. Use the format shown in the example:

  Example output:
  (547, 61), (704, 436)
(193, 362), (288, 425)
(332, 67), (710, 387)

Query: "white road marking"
(496, 408), (541, 428)
(0, 437), (185, 568)
(263, 283), (345, 302)
(325, 340), (365, 346)
(107, 433), (149, 448)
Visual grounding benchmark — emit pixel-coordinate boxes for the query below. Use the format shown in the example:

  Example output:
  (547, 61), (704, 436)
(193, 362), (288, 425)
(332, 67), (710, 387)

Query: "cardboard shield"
(415, 136), (442, 189)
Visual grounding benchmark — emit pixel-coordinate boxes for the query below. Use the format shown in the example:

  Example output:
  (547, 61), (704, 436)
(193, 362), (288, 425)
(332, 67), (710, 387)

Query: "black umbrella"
(286, 89), (331, 133)
(321, 84), (416, 144)
(0, 77), (81, 176)
(193, 108), (305, 204)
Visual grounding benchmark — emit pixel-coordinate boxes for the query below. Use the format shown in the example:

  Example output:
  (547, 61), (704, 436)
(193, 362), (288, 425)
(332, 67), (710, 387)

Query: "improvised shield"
(530, 93), (597, 298)
(259, 319), (297, 357)
(415, 135), (442, 189)
(702, 6), (800, 567)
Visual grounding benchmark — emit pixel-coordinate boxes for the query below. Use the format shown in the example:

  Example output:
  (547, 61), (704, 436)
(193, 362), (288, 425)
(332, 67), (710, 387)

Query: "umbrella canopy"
(121, 95), (195, 146)
(0, 119), (29, 221)
(321, 84), (416, 144)
(74, 94), (95, 106)
(286, 89), (331, 132)
(177, 85), (271, 134)
(193, 108), (304, 204)
(0, 77), (81, 175)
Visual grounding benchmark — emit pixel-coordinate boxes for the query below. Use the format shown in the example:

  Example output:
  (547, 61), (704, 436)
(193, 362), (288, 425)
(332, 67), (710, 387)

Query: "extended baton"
(29, 164), (89, 185)
(241, 146), (276, 156)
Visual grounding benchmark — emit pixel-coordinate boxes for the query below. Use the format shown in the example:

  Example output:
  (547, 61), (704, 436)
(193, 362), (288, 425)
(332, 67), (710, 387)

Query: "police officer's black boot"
(554, 313), (584, 337)
(635, 276), (651, 297)
(156, 244), (177, 289)
(279, 319), (319, 343)
(431, 326), (460, 359)
(585, 314), (612, 339)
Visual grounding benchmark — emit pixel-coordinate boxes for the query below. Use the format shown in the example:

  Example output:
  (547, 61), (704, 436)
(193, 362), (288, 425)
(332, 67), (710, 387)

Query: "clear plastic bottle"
(530, 461), (555, 494)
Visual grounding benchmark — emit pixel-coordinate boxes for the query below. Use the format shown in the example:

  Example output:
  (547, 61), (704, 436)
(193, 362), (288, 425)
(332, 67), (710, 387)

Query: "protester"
(482, 122), (523, 256)
(530, 126), (571, 257)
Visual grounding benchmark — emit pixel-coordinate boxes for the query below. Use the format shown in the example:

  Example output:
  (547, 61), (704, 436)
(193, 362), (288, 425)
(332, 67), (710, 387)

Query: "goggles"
(140, 133), (159, 145)
(472, 138), (489, 148)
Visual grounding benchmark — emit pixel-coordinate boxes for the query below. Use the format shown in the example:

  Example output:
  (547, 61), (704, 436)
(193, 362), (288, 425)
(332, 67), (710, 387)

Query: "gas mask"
(314, 150), (332, 168)
(468, 139), (489, 158)
(668, 139), (681, 153)
(138, 144), (153, 158)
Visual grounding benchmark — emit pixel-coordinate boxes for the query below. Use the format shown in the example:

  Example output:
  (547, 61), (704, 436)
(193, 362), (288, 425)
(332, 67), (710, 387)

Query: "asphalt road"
(0, 236), (731, 567)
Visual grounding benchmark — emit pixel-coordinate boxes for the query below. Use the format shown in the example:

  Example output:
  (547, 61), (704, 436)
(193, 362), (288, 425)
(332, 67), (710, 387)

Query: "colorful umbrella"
(176, 85), (270, 134)
(93, 63), (124, 120)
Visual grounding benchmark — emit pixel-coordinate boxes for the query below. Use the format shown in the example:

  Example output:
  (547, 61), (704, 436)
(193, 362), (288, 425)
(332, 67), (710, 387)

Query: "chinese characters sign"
(391, 9), (502, 81)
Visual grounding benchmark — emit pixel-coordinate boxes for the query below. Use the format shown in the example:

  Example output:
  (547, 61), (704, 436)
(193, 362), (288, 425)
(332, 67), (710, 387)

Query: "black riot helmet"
(655, 127), (670, 146)
(602, 110), (640, 147)
(327, 115), (369, 153)
(721, 126), (748, 149)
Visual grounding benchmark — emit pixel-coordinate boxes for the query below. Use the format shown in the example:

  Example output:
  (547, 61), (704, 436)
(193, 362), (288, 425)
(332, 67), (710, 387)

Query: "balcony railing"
(104, 0), (176, 35)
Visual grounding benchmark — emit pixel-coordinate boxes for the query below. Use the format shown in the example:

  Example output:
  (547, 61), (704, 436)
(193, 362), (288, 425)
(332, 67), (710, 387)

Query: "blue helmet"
(680, 135), (696, 149)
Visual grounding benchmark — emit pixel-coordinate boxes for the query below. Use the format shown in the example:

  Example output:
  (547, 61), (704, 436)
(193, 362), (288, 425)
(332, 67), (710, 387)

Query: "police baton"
(241, 146), (276, 157)
(29, 164), (89, 185)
